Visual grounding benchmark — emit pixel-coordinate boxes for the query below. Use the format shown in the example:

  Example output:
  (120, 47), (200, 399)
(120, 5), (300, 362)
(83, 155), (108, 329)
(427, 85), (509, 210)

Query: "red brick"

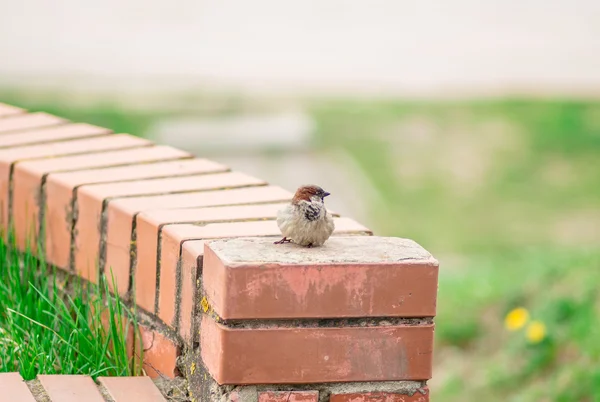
(135, 202), (340, 308)
(0, 112), (66, 133)
(155, 218), (370, 336)
(203, 236), (437, 320)
(113, 185), (291, 219)
(0, 373), (36, 402)
(329, 389), (429, 402)
(136, 326), (180, 379)
(5, 134), (151, 251)
(105, 185), (291, 310)
(0, 132), (138, 166)
(0, 134), (148, 230)
(135, 203), (287, 340)
(74, 172), (265, 288)
(180, 241), (204, 344)
(201, 316), (434, 384)
(259, 391), (319, 402)
(38, 375), (105, 402)
(21, 146), (191, 267)
(44, 157), (221, 270)
(14, 144), (187, 174)
(136, 203), (284, 312)
(0, 103), (25, 118)
(98, 376), (167, 401)
(0, 123), (111, 148)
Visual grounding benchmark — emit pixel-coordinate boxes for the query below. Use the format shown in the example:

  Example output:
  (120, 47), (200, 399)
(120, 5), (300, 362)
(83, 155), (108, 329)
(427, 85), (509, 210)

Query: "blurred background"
(2, 1), (600, 400)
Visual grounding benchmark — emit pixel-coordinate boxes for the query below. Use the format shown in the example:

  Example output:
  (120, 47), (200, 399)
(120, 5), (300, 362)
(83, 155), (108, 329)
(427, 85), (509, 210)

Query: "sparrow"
(274, 184), (335, 248)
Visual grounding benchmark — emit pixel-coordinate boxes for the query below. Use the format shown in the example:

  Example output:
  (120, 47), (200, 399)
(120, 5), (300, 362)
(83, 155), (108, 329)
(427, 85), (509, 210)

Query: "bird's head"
(292, 185), (330, 204)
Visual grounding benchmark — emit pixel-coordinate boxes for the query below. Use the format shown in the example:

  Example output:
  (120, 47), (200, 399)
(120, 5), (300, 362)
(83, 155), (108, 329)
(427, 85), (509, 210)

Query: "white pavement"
(1, 0), (600, 97)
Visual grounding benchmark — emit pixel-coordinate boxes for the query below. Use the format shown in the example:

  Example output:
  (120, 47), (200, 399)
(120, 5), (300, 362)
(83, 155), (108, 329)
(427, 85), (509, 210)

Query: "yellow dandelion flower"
(526, 321), (546, 344)
(504, 307), (530, 331)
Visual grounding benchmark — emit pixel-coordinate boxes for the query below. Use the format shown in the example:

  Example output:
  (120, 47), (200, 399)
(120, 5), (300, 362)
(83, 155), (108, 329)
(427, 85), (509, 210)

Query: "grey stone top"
(206, 236), (437, 265)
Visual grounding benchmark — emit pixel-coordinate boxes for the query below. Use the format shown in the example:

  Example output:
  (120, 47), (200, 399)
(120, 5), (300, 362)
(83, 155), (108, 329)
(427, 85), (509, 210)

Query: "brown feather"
(292, 185), (323, 204)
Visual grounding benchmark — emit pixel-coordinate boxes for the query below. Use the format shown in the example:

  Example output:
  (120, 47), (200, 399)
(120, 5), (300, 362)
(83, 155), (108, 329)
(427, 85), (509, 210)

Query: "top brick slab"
(0, 123), (112, 148)
(203, 236), (439, 320)
(0, 103), (25, 118)
(0, 373), (168, 402)
(0, 112), (65, 133)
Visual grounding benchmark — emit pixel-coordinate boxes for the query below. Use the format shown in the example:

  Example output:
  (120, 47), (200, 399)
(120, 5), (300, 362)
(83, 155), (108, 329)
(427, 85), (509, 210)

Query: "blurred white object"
(1, 0), (599, 97)
(147, 112), (314, 153)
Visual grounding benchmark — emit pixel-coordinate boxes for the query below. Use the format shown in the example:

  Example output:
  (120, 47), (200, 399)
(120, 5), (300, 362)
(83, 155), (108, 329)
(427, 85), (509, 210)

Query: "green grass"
(0, 231), (143, 379)
(310, 99), (600, 253)
(434, 247), (600, 401)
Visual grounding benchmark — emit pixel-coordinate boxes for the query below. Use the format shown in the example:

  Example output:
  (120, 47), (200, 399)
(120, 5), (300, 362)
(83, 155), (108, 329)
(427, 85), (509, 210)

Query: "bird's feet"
(274, 237), (291, 245)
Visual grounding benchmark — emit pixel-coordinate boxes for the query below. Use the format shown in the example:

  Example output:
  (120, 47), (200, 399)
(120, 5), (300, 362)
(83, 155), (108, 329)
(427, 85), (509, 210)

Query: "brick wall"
(0, 103), (438, 401)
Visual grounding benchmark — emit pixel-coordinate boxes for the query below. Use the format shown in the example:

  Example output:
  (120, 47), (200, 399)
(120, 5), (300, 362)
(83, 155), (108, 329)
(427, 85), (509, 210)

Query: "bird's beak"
(323, 191), (331, 198)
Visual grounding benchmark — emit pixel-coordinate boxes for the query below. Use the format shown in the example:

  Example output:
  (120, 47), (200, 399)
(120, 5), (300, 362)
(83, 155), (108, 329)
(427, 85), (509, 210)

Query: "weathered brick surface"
(0, 372), (169, 402)
(259, 391), (319, 402)
(329, 389), (429, 402)
(0, 123), (111, 149)
(4, 134), (150, 249)
(135, 202), (341, 306)
(106, 176), (271, 297)
(155, 218), (370, 332)
(203, 237), (438, 320)
(73, 171), (265, 288)
(39, 146), (193, 268)
(0, 373), (36, 402)
(99, 376), (167, 401)
(42, 157), (222, 270)
(141, 204), (289, 340)
(136, 325), (180, 379)
(201, 315), (434, 384)
(180, 241), (205, 343)
(38, 375), (106, 402)
(0, 112), (65, 133)
(135, 203), (286, 314)
(112, 185), (292, 216)
(105, 185), (292, 310)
